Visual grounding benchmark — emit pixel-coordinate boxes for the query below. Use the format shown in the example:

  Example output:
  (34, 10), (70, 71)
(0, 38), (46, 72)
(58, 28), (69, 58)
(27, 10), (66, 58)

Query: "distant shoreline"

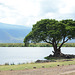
(0, 43), (75, 47)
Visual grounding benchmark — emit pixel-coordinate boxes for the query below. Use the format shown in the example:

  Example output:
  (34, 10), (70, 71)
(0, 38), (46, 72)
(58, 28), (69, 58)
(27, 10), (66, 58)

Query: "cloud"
(39, 0), (75, 21)
(0, 0), (41, 27)
(58, 0), (75, 14)
(0, 2), (25, 25)
(0, 0), (75, 27)
(39, 0), (60, 14)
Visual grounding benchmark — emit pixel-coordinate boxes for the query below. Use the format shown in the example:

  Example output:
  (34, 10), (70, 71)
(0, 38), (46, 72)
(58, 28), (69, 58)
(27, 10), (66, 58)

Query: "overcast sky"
(0, 0), (75, 27)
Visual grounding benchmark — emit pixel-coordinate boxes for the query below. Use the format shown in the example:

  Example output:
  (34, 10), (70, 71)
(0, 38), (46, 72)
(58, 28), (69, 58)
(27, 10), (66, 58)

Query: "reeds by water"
(0, 43), (75, 47)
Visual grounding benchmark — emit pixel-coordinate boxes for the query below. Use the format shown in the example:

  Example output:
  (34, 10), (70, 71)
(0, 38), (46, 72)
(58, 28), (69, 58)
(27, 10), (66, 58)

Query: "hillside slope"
(0, 23), (31, 43)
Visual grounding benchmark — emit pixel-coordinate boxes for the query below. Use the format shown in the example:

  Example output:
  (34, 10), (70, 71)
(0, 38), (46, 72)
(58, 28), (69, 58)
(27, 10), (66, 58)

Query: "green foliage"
(29, 43), (52, 47)
(24, 19), (75, 45)
(62, 43), (75, 47)
(0, 43), (24, 47)
(0, 43), (75, 47)
(44, 56), (63, 60)
(24, 19), (75, 56)
(28, 43), (75, 47)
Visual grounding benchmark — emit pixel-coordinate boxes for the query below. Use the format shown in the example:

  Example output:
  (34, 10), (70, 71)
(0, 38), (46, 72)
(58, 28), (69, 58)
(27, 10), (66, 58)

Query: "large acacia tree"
(24, 19), (75, 57)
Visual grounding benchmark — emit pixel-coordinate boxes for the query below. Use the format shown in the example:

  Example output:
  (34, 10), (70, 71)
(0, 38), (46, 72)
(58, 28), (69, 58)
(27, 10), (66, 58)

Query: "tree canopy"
(24, 19), (75, 56)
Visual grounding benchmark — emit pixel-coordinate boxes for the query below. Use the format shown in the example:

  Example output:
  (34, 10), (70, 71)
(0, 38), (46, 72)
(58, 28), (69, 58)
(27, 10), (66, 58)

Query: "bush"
(5, 63), (9, 65)
(0, 43), (75, 47)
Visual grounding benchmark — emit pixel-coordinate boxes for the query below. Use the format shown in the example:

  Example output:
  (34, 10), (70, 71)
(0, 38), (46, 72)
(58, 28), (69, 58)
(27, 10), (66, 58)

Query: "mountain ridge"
(0, 23), (31, 43)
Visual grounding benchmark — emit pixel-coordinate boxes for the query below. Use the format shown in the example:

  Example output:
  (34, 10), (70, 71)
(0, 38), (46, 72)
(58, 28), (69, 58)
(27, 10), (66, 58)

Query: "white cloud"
(40, 0), (75, 20)
(0, 0), (41, 27)
(58, 0), (75, 14)
(0, 0), (75, 27)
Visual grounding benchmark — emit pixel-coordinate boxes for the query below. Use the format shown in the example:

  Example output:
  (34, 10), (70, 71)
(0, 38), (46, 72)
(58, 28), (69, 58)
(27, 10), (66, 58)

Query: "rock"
(33, 67), (36, 69)
(47, 54), (75, 59)
(63, 54), (75, 59)
(10, 69), (13, 71)
(35, 60), (56, 63)
(42, 66), (45, 68)
(57, 65), (60, 66)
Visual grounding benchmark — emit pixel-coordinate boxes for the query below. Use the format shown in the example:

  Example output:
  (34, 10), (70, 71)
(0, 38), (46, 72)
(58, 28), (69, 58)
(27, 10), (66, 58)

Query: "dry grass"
(0, 58), (75, 71)
(0, 43), (75, 47)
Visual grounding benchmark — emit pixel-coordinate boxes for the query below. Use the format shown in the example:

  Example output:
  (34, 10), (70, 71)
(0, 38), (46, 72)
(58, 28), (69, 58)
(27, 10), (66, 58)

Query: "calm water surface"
(0, 47), (75, 65)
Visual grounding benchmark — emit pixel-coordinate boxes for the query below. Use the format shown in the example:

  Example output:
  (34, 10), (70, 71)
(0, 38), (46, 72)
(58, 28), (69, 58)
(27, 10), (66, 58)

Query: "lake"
(0, 47), (75, 65)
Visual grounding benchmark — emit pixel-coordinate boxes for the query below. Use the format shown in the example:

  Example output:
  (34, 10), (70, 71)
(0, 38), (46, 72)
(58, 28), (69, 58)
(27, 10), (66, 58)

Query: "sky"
(0, 0), (75, 27)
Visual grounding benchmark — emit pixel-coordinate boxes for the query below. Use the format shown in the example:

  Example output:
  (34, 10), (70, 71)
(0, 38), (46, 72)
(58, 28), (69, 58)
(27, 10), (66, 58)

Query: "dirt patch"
(60, 71), (75, 75)
(0, 65), (75, 75)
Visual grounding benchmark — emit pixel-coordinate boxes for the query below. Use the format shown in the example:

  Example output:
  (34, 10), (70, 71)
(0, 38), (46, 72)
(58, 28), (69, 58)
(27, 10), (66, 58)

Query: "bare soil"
(0, 65), (75, 75)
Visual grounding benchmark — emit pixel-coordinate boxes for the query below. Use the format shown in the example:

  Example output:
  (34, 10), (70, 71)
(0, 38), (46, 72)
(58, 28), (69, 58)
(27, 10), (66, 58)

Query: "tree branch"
(56, 40), (59, 45)
(43, 39), (52, 44)
(58, 38), (69, 49)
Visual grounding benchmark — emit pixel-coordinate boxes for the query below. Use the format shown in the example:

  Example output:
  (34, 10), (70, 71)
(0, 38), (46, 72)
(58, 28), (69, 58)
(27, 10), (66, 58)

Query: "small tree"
(24, 19), (75, 57)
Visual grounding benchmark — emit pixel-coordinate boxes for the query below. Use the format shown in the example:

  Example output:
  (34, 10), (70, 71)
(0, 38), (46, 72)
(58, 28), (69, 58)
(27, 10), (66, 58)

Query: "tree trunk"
(53, 49), (62, 57)
(52, 44), (63, 57)
(52, 40), (65, 57)
(51, 38), (69, 57)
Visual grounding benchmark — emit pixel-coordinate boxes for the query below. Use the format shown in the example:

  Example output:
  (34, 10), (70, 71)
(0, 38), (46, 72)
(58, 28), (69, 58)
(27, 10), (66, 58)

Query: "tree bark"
(52, 43), (62, 57)
(53, 49), (62, 57)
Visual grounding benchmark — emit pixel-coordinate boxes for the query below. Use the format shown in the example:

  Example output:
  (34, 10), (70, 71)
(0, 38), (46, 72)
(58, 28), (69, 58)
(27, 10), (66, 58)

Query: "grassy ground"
(0, 43), (75, 47)
(29, 43), (75, 47)
(0, 59), (75, 71)
(0, 43), (24, 47)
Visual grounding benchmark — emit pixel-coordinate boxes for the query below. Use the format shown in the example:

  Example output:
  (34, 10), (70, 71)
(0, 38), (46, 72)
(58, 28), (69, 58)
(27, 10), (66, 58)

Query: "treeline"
(0, 43), (75, 47)
(0, 43), (24, 47)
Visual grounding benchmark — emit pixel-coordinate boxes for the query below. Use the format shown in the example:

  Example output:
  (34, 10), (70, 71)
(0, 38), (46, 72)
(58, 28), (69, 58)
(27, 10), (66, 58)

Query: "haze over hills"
(0, 22), (75, 43)
(0, 23), (31, 43)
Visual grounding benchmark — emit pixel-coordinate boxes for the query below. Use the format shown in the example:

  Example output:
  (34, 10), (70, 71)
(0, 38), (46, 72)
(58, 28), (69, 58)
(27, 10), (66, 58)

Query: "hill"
(0, 23), (31, 43)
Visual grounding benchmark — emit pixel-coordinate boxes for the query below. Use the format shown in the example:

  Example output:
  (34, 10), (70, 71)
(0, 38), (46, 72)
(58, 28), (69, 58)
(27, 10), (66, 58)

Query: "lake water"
(0, 47), (75, 65)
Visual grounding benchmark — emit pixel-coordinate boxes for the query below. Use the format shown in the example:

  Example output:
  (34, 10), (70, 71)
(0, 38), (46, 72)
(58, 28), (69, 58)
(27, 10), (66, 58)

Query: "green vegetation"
(24, 19), (75, 57)
(0, 43), (24, 47)
(28, 43), (75, 47)
(44, 56), (75, 60)
(0, 59), (75, 71)
(0, 43), (75, 47)
(62, 43), (75, 47)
